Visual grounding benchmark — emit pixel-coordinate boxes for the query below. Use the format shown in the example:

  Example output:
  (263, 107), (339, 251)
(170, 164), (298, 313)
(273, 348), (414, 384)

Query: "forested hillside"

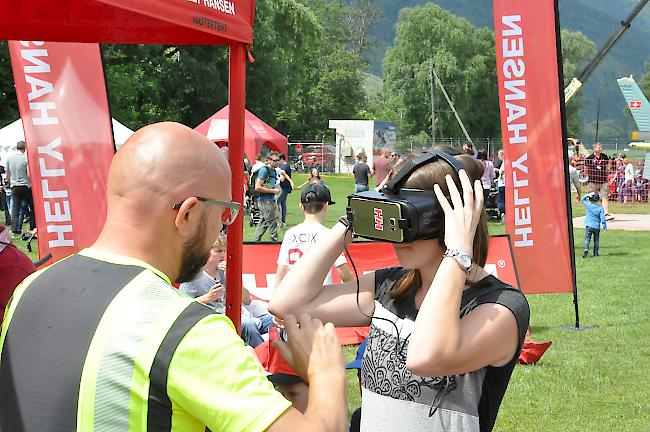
(369, 0), (650, 138)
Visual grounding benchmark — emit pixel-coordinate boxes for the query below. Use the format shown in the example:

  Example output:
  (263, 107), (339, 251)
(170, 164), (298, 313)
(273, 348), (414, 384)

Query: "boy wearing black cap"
(581, 192), (607, 258)
(276, 184), (353, 286)
(255, 327), (310, 413)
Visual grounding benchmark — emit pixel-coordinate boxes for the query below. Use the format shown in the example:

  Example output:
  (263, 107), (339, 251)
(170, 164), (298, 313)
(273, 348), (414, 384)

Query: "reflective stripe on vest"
(77, 271), (213, 432)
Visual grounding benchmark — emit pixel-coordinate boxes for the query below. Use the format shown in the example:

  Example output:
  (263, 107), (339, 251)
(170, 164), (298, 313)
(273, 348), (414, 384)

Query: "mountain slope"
(369, 0), (650, 134)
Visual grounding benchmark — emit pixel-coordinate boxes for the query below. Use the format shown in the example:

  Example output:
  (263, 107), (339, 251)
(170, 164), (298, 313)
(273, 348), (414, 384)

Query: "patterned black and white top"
(360, 267), (530, 432)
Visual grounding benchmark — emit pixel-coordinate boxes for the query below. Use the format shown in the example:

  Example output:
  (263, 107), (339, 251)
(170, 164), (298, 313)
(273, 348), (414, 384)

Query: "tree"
(102, 0), (325, 134)
(304, 0), (383, 57)
(0, 42), (19, 127)
(0, 0), (368, 140)
(560, 29), (596, 137)
(377, 4), (500, 140)
(277, 45), (366, 137)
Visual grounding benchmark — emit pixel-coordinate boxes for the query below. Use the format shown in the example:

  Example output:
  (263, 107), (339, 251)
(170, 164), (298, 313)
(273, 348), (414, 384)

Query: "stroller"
(245, 171), (262, 227)
(485, 184), (501, 220)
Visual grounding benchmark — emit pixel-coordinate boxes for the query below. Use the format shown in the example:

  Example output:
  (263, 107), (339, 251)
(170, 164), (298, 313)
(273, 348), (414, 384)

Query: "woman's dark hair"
(390, 149), (490, 300)
(476, 149), (488, 161)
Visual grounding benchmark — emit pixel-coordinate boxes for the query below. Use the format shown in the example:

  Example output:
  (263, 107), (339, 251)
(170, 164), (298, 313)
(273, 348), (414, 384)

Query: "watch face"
(459, 254), (472, 268)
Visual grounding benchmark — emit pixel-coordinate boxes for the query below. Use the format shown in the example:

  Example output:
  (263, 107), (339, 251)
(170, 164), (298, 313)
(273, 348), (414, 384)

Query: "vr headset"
(346, 151), (464, 243)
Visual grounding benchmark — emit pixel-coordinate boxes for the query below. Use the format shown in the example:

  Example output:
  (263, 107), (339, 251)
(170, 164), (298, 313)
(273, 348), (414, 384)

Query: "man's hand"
(273, 313), (344, 383)
(273, 188), (282, 195)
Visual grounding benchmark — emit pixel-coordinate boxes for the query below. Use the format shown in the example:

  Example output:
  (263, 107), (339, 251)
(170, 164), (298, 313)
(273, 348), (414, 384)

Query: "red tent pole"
(225, 43), (246, 333)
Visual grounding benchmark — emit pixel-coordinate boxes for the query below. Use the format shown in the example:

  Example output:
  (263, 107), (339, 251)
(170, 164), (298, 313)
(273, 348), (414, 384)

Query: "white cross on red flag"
(630, 100), (643, 109)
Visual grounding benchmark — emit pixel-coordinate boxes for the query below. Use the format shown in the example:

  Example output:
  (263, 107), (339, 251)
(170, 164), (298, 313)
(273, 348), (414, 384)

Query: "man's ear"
(174, 197), (200, 237)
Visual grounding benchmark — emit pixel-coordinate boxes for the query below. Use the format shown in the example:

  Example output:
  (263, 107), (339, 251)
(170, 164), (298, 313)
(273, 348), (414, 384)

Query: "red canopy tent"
(195, 106), (288, 160)
(0, 0), (253, 331)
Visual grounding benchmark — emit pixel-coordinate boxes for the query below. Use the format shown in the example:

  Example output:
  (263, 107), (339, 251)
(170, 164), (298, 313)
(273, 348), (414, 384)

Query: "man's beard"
(177, 212), (210, 283)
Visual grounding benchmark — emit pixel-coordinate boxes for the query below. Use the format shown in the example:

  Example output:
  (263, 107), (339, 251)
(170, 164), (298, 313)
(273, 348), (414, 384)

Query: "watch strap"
(442, 248), (472, 275)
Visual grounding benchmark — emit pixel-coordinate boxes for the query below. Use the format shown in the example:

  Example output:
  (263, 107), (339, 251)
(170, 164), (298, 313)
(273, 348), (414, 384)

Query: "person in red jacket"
(0, 224), (36, 322)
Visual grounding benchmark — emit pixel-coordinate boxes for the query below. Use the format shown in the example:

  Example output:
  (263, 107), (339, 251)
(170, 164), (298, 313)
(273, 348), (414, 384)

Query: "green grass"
(12, 175), (650, 430)
(243, 173), (376, 242)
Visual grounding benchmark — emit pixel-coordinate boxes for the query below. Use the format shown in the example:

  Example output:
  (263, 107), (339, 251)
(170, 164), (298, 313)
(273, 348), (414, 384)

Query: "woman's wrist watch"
(337, 215), (350, 229)
(442, 248), (473, 275)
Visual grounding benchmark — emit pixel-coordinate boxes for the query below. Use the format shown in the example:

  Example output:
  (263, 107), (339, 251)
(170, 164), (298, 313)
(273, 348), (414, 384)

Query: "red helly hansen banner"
(97, 0), (254, 44)
(240, 236), (520, 301)
(493, 0), (574, 294)
(9, 41), (115, 263)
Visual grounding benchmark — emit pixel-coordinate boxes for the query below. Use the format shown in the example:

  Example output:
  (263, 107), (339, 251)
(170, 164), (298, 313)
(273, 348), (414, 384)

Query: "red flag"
(9, 42), (115, 264)
(493, 0), (575, 294)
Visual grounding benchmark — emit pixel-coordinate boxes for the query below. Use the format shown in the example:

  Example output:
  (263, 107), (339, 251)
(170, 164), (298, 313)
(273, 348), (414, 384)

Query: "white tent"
(0, 118), (134, 166)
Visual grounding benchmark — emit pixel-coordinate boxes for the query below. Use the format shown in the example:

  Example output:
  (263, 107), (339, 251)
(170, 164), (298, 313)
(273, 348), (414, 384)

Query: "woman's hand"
(433, 169), (483, 257)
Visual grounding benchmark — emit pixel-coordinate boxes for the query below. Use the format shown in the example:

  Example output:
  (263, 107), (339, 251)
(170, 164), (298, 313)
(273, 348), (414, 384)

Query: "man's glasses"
(172, 197), (240, 225)
(270, 159), (280, 162)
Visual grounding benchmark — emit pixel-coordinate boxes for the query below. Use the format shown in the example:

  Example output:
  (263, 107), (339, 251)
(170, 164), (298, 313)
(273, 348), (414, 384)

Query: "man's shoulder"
(257, 165), (274, 179)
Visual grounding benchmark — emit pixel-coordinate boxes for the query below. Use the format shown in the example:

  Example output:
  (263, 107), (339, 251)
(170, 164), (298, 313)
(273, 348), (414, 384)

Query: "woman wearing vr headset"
(269, 150), (529, 432)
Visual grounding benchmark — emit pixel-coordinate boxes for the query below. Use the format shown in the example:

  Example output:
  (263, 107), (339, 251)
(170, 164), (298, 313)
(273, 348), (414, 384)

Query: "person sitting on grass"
(180, 233), (274, 347)
(255, 327), (310, 413)
(0, 224), (35, 322)
(581, 192), (607, 258)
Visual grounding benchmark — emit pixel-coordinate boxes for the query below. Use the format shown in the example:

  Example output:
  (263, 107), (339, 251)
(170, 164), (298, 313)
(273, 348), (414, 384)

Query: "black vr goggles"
(346, 151), (464, 243)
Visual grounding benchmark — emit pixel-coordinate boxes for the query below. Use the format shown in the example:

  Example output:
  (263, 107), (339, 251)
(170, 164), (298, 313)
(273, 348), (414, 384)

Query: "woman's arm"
(268, 222), (375, 327)
(406, 171), (520, 377)
(295, 179), (310, 190)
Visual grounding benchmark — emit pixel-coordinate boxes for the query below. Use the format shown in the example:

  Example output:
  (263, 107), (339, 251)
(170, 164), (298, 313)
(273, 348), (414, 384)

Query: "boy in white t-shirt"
(275, 183), (353, 286)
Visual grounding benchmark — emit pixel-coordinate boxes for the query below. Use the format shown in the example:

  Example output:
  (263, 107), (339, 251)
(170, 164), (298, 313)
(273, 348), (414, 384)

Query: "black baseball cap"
(301, 183), (335, 205)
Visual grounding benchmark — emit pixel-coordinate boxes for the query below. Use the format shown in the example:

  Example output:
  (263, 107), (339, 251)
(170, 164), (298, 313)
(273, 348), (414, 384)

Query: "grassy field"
(10, 173), (650, 430)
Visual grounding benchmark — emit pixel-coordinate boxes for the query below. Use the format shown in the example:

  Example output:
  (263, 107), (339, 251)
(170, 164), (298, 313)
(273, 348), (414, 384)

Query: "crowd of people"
(0, 141), (37, 240)
(0, 123), (531, 432)
(569, 140), (649, 210)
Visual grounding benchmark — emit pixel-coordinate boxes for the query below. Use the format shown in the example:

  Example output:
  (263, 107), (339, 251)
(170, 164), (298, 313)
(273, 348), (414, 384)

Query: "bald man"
(0, 122), (347, 432)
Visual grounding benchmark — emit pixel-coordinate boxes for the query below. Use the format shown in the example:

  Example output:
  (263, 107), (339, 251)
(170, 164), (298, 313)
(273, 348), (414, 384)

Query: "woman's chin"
(392, 240), (442, 269)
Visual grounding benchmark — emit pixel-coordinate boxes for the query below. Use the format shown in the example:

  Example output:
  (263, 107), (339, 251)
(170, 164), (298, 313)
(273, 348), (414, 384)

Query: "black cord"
(343, 226), (451, 416)
(428, 378), (451, 417)
(341, 225), (404, 357)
